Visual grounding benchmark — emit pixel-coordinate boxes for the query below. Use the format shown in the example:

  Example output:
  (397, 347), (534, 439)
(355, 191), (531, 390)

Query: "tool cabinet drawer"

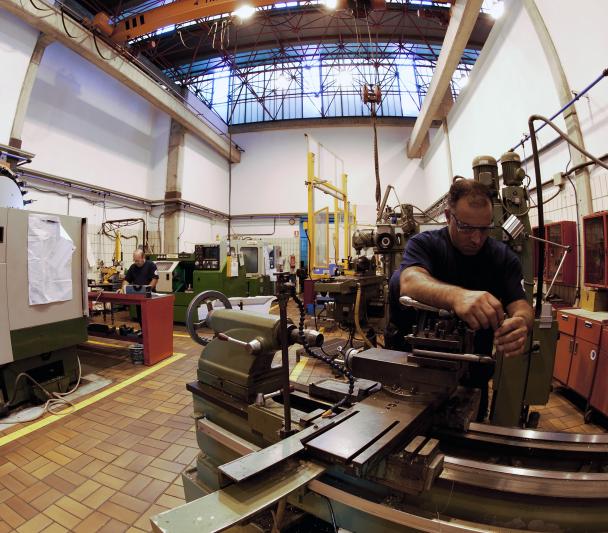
(576, 317), (602, 345)
(557, 311), (576, 336)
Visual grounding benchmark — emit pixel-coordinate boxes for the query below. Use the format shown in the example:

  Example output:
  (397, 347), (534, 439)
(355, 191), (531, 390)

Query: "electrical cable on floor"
(2, 355), (83, 423)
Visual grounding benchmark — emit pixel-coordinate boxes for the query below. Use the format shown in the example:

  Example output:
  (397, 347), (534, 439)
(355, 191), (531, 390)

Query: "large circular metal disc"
(185, 290), (232, 346)
(0, 175), (24, 209)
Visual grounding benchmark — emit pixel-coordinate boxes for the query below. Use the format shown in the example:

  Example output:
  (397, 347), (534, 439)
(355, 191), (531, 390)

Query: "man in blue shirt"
(387, 179), (533, 420)
(120, 249), (159, 293)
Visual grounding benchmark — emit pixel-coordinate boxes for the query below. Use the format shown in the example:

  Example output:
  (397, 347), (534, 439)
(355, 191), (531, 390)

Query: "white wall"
(423, 0), (608, 199)
(231, 125), (427, 224)
(181, 132), (229, 212)
(174, 211), (228, 253)
(0, 8), (38, 145)
(536, 0), (608, 161)
(21, 42), (170, 200)
(423, 0), (564, 185)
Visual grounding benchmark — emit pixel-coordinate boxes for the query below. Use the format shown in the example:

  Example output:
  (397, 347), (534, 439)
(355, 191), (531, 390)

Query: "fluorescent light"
(233, 5), (256, 19)
(489, 0), (504, 19)
(324, 0), (337, 9)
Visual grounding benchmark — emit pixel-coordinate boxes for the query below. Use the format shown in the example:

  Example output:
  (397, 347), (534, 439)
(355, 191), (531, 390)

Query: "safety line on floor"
(85, 339), (125, 348)
(289, 357), (308, 381)
(0, 352), (187, 448)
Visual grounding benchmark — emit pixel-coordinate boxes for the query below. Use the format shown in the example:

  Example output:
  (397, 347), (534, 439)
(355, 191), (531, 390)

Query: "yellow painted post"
(342, 173), (349, 260)
(307, 152), (315, 276)
(334, 196), (339, 265)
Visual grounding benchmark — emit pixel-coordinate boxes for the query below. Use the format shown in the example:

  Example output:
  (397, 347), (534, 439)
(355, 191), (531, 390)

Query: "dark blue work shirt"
(388, 227), (526, 355)
(125, 260), (159, 286)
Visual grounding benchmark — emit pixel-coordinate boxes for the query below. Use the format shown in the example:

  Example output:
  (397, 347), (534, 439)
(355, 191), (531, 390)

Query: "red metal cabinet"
(553, 310), (577, 384)
(575, 317), (602, 345)
(583, 212), (608, 288)
(533, 222), (577, 285)
(554, 332), (574, 384)
(567, 337), (599, 398)
(590, 326), (608, 417)
(557, 311), (577, 336)
(545, 221), (577, 285)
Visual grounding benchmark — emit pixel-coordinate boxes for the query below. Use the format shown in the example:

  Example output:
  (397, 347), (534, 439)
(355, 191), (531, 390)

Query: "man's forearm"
(400, 267), (463, 311)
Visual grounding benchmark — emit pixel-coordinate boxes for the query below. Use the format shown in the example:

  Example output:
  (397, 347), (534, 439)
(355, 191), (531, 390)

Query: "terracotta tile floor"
(0, 305), (605, 532)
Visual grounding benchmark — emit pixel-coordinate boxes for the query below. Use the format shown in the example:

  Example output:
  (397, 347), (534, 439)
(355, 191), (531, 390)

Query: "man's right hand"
(452, 290), (503, 331)
(116, 287), (124, 294)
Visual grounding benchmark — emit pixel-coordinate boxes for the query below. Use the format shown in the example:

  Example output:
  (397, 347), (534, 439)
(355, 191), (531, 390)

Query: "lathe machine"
(150, 288), (608, 532)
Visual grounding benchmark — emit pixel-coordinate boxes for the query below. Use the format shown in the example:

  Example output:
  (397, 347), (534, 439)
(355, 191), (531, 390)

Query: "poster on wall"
(28, 214), (76, 305)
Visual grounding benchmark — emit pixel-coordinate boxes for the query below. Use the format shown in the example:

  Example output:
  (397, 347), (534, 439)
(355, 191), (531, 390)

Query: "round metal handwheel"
(185, 290), (232, 346)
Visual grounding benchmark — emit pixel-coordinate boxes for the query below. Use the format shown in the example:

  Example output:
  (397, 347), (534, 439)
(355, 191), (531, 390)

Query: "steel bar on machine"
(412, 349), (494, 365)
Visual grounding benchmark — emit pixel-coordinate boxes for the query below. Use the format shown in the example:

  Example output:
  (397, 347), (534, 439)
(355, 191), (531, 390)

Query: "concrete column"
(524, 0), (592, 217)
(163, 120), (186, 253)
(9, 33), (54, 149)
(525, 0), (593, 296)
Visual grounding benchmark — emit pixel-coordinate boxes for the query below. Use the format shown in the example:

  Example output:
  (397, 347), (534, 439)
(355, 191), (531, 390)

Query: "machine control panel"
(195, 244), (220, 270)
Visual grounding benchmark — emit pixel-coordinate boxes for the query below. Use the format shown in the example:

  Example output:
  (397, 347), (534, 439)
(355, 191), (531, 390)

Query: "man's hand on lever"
(452, 289), (503, 331)
(494, 316), (528, 358)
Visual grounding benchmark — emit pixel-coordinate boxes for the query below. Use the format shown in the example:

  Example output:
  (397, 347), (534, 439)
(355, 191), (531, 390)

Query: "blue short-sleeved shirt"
(388, 227), (526, 354)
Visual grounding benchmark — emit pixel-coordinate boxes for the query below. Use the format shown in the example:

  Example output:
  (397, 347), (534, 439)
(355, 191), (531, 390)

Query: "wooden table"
(88, 291), (175, 365)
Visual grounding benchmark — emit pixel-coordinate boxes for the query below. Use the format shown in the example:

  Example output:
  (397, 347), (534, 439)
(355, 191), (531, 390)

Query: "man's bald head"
(133, 249), (145, 267)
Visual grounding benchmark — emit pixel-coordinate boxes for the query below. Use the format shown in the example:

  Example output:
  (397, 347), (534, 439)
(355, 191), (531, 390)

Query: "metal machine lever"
(399, 296), (453, 318)
(216, 332), (263, 355)
(412, 348), (494, 365)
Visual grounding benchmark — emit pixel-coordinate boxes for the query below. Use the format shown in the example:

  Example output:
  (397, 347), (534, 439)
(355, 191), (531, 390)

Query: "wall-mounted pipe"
(511, 68), (608, 153)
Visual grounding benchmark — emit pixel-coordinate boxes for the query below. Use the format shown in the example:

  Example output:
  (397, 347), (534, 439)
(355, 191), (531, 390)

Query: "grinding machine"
(150, 283), (608, 533)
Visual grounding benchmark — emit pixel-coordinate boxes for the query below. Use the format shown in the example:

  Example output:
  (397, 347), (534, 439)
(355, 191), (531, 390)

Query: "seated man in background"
(386, 179), (533, 421)
(118, 249), (159, 327)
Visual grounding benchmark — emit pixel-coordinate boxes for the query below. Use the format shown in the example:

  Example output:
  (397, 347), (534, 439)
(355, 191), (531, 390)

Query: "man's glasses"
(450, 212), (495, 234)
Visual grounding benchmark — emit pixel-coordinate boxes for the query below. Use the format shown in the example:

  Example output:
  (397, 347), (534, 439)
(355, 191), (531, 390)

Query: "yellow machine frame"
(305, 138), (355, 279)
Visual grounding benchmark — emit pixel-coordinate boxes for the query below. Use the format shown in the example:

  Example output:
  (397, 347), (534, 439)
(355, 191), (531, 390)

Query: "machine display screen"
(241, 247), (259, 274)
(201, 246), (220, 259)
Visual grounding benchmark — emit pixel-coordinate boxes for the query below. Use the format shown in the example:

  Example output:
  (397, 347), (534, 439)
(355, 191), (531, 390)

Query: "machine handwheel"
(186, 290), (232, 346)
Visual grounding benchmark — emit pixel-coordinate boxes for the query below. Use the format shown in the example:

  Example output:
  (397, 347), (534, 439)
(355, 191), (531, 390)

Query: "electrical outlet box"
(553, 172), (565, 187)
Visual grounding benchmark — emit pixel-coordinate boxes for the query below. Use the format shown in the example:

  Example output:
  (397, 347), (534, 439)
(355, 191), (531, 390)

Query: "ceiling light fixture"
(233, 5), (256, 19)
(489, 0), (504, 19)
